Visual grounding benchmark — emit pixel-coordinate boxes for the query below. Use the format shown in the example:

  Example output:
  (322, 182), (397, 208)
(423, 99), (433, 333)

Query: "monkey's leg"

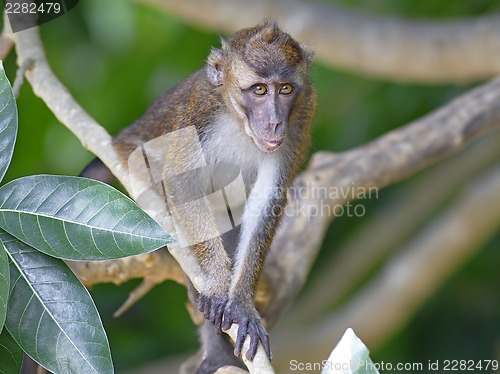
(194, 321), (247, 374)
(79, 157), (115, 184)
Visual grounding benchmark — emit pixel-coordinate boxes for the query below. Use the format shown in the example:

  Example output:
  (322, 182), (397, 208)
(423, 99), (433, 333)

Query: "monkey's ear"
(206, 47), (225, 86)
(302, 45), (315, 64)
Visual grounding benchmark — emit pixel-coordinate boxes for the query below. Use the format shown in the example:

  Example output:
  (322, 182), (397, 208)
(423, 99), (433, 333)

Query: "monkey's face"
(237, 81), (298, 153)
(205, 21), (314, 154)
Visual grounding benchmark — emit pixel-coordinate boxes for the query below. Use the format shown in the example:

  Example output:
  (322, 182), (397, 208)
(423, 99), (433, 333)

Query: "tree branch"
(286, 131), (500, 324)
(136, 0), (500, 83)
(66, 251), (186, 288)
(272, 165), (500, 369)
(262, 77), (500, 327)
(4, 13), (131, 188)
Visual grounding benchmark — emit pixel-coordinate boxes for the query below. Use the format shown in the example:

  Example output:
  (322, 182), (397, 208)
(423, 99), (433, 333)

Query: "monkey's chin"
(244, 124), (284, 153)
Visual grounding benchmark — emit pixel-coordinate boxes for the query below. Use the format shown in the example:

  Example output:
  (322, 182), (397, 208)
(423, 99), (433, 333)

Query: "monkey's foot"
(197, 294), (227, 331)
(221, 302), (271, 361)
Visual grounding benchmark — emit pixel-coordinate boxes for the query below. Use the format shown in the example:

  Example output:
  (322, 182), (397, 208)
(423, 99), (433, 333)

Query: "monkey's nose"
(268, 122), (282, 134)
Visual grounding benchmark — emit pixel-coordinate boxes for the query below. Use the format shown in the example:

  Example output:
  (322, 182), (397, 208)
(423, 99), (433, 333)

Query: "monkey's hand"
(221, 300), (271, 361)
(197, 293), (228, 332)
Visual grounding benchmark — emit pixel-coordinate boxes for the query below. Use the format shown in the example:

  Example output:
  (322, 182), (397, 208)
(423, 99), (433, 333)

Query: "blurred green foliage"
(3, 0), (499, 371)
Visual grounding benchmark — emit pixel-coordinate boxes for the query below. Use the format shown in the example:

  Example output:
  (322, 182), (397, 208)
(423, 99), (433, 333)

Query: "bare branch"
(67, 251), (184, 287)
(137, 0), (500, 83)
(5, 15), (132, 188)
(272, 165), (500, 368)
(287, 131), (500, 324)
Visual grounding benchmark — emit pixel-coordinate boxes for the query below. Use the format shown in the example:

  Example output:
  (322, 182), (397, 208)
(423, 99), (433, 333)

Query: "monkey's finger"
(197, 296), (208, 316)
(245, 322), (270, 361)
(222, 311), (234, 330)
(214, 303), (225, 332)
(246, 327), (259, 361)
(203, 307), (212, 321)
(234, 320), (249, 358)
(259, 327), (272, 359)
(207, 301), (218, 323)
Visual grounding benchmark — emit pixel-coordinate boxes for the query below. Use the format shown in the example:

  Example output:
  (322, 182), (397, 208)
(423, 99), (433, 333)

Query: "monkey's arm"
(161, 169), (235, 329)
(222, 172), (286, 361)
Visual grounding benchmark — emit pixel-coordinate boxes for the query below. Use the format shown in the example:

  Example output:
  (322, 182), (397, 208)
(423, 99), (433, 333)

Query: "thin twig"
(114, 278), (157, 317)
(13, 57), (33, 97)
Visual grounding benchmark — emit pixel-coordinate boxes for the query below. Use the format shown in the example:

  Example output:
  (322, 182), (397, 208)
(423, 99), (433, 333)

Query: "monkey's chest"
(202, 127), (264, 192)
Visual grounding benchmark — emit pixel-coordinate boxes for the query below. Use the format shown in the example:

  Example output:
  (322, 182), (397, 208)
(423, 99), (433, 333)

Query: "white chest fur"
(202, 115), (281, 190)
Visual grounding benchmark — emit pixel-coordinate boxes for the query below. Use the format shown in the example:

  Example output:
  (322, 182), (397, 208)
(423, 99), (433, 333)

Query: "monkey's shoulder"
(113, 68), (221, 157)
(143, 69), (221, 126)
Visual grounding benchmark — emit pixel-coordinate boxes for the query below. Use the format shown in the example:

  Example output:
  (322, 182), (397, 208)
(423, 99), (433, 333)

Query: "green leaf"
(1, 230), (113, 374)
(0, 175), (174, 260)
(0, 327), (23, 374)
(0, 241), (9, 331)
(0, 61), (18, 184)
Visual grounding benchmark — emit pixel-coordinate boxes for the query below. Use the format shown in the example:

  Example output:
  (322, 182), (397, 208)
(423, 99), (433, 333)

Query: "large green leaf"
(0, 175), (174, 260)
(0, 327), (23, 374)
(0, 61), (18, 184)
(1, 230), (113, 374)
(0, 241), (8, 331)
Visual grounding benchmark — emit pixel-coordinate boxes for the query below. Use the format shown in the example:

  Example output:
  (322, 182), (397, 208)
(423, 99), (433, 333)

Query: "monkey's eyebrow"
(279, 82), (303, 92)
(291, 82), (304, 91)
(240, 82), (303, 92)
(240, 84), (263, 91)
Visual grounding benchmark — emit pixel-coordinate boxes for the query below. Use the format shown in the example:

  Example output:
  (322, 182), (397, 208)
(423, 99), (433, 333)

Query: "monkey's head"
(206, 21), (315, 153)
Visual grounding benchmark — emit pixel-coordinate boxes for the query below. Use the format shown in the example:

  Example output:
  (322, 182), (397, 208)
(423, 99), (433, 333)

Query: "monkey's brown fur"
(82, 20), (316, 373)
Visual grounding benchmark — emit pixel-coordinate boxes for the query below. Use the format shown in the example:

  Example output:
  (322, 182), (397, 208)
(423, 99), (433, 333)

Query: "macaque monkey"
(81, 20), (316, 373)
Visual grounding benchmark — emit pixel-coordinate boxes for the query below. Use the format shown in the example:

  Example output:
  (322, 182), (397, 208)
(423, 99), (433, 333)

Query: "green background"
(2, 0), (499, 371)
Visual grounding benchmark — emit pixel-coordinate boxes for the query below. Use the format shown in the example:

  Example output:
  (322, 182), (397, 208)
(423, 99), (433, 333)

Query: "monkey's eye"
(252, 84), (268, 96)
(279, 83), (294, 95)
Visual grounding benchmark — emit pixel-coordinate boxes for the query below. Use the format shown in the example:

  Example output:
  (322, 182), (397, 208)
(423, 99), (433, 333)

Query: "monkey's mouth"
(264, 138), (283, 147)
(244, 122), (285, 152)
(255, 136), (284, 152)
